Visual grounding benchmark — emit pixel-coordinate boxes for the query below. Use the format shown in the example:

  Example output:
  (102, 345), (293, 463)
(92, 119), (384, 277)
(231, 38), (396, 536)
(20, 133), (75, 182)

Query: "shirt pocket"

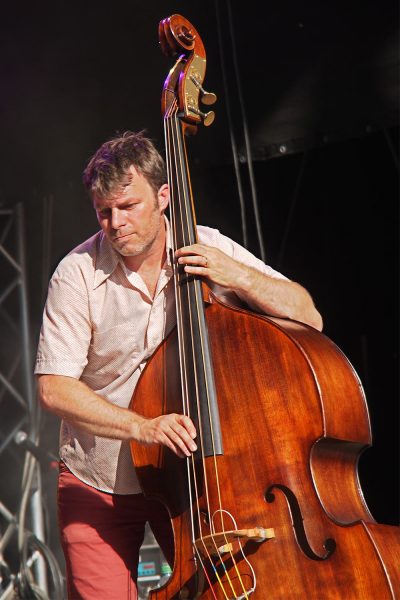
(86, 322), (138, 383)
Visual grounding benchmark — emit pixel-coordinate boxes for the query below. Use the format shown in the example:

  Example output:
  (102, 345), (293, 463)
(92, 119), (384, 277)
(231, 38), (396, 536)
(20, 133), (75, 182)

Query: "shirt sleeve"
(197, 225), (289, 279)
(35, 274), (92, 379)
(196, 225), (289, 310)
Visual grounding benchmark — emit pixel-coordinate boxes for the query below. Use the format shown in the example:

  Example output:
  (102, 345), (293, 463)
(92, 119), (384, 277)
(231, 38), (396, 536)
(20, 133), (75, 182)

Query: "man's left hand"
(175, 243), (247, 289)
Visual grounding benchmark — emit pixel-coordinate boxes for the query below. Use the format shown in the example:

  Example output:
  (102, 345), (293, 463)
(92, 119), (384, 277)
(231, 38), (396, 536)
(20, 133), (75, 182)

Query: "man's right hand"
(133, 413), (197, 458)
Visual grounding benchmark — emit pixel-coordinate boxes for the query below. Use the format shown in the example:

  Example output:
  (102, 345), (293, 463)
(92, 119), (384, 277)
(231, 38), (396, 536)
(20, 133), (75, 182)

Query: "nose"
(111, 208), (125, 229)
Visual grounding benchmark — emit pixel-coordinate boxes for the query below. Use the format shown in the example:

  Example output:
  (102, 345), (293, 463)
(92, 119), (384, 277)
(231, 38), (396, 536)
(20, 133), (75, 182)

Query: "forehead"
(93, 165), (151, 209)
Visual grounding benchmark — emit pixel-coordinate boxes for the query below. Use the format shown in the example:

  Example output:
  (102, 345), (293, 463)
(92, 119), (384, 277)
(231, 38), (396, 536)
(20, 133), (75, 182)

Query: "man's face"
(93, 165), (168, 259)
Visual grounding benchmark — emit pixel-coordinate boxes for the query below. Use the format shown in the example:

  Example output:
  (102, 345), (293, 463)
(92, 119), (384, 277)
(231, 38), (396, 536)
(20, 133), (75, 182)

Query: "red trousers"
(58, 462), (174, 600)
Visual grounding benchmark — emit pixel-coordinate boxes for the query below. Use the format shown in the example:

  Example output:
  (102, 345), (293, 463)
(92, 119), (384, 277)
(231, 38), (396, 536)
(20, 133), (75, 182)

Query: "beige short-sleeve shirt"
(35, 220), (287, 494)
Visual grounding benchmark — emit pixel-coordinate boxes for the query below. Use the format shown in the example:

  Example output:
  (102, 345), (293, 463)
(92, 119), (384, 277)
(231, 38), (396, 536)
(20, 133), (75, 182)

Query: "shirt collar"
(92, 216), (172, 290)
(93, 232), (120, 289)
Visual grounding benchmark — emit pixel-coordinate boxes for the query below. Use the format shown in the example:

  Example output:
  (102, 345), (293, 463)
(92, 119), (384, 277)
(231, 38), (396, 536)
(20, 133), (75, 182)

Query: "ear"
(157, 183), (170, 212)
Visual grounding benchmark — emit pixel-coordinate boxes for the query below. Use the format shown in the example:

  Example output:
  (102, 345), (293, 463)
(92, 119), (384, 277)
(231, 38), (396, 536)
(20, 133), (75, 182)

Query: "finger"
(156, 415), (197, 456)
(161, 427), (195, 458)
(175, 244), (199, 255)
(170, 422), (197, 452)
(175, 244), (209, 258)
(177, 254), (208, 267)
(159, 432), (187, 458)
(177, 415), (197, 438)
(141, 419), (188, 458)
(155, 433), (186, 458)
(181, 265), (209, 278)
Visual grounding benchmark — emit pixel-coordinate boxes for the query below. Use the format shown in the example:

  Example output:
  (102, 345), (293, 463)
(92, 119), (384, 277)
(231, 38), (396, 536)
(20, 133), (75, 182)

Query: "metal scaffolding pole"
(0, 204), (49, 598)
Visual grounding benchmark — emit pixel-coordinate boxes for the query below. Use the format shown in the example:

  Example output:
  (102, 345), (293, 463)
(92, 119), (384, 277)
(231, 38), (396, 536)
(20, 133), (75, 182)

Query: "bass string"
(170, 111), (246, 600)
(169, 110), (234, 594)
(166, 101), (249, 598)
(167, 105), (213, 543)
(170, 107), (221, 522)
(164, 101), (224, 590)
(164, 103), (197, 549)
(165, 108), (228, 597)
(168, 109), (235, 599)
(174, 108), (253, 599)
(173, 112), (250, 599)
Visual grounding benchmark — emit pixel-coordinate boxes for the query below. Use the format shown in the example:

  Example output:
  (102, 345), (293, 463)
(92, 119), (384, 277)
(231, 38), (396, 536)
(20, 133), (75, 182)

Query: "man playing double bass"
(35, 130), (322, 599)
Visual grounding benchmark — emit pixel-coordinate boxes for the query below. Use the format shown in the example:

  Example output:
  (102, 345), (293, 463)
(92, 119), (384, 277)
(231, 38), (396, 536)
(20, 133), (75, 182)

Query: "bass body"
(130, 291), (400, 599)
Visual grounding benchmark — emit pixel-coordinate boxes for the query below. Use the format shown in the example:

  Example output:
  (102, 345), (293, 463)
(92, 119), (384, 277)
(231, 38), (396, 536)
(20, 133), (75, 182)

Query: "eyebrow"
(96, 198), (139, 211)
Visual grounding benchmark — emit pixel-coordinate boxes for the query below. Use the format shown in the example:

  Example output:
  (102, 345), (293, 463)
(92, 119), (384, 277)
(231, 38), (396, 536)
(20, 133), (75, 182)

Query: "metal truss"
(0, 204), (62, 600)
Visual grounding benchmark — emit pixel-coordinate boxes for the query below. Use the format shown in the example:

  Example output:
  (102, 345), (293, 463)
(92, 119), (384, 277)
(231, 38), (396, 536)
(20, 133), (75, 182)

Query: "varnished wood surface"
(130, 294), (400, 599)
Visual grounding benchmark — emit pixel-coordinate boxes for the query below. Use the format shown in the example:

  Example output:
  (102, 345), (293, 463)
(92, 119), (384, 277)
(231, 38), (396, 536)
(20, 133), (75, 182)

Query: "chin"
(117, 242), (146, 256)
(111, 237), (137, 252)
(117, 246), (141, 256)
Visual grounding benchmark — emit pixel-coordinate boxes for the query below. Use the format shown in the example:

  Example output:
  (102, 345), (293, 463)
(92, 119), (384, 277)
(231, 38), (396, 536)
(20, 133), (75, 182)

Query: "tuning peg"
(200, 90), (217, 106)
(188, 106), (215, 126)
(201, 110), (215, 126)
(190, 75), (217, 106)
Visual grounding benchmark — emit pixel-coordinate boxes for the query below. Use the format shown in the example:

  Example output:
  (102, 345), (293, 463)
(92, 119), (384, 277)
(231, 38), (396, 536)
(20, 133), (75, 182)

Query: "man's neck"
(122, 224), (167, 296)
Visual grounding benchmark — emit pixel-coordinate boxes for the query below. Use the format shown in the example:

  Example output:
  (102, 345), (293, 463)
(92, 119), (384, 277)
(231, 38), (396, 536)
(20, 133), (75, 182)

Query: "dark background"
(0, 0), (398, 575)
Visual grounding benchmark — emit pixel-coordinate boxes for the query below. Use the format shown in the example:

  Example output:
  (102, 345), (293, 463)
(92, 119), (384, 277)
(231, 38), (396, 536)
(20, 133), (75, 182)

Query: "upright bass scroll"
(129, 13), (400, 599)
(159, 14), (216, 131)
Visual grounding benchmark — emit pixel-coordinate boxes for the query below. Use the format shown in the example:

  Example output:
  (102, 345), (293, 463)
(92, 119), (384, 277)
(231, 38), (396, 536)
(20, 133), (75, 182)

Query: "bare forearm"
(234, 266), (323, 331)
(37, 374), (197, 457)
(37, 374), (142, 440)
(176, 244), (323, 331)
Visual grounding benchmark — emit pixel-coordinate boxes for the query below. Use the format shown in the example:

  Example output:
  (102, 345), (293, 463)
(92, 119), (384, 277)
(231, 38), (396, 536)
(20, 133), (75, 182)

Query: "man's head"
(84, 132), (169, 263)
(83, 130), (167, 200)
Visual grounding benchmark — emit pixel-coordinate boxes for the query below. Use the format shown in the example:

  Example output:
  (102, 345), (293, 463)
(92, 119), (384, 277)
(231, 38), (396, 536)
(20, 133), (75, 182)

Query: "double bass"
(130, 14), (400, 599)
